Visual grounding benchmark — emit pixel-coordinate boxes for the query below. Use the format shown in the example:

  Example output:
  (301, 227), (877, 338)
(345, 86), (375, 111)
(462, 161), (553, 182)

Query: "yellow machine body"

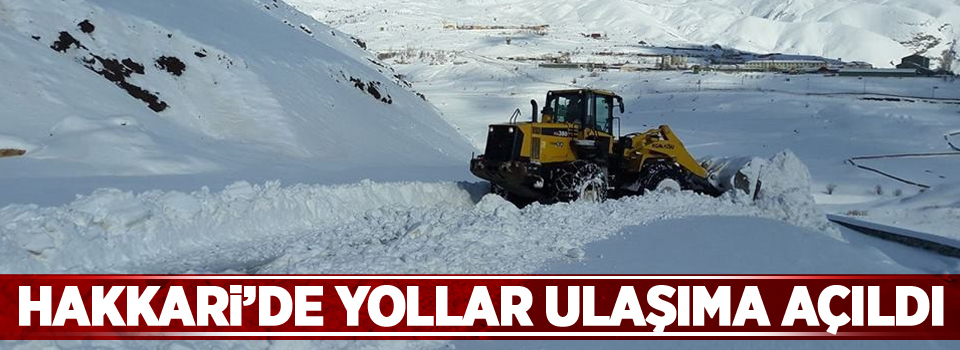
(470, 89), (717, 203)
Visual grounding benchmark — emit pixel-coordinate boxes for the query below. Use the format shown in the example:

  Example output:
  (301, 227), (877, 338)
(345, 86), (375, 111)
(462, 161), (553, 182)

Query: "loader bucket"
(702, 156), (762, 196)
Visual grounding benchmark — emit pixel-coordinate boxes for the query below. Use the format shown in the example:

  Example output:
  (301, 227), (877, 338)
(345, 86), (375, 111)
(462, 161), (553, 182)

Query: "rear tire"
(638, 160), (719, 196)
(654, 178), (681, 193)
(639, 160), (682, 193)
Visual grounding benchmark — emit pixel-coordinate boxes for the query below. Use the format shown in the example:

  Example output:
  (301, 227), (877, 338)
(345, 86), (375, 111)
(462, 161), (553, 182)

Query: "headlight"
(489, 127), (494, 133)
(508, 127), (514, 133)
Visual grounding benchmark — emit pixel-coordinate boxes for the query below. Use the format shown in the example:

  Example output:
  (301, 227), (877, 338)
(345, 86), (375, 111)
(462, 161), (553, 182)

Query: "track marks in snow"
(0, 180), (485, 274)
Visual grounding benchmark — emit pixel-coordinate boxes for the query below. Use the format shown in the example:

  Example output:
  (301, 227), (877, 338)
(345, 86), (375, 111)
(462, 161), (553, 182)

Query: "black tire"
(638, 160), (721, 196)
(548, 161), (608, 203)
(639, 160), (682, 193)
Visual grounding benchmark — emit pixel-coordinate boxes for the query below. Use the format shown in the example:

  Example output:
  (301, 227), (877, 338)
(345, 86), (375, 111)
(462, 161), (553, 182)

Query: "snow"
(2, 0), (960, 349)
(453, 216), (960, 350)
(832, 182), (960, 241)
(5, 161), (957, 349)
(374, 58), (960, 238)
(552, 217), (917, 274)
(705, 150), (837, 234)
(0, 149), (876, 350)
(0, 0), (474, 180)
(0, 150), (834, 275)
(288, 0), (960, 69)
(404, 65), (960, 194)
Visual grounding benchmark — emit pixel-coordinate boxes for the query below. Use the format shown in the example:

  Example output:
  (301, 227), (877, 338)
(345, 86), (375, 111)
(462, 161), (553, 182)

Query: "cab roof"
(548, 88), (621, 98)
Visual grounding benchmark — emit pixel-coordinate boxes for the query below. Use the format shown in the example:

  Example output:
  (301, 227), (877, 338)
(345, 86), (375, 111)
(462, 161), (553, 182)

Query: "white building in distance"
(745, 59), (827, 71)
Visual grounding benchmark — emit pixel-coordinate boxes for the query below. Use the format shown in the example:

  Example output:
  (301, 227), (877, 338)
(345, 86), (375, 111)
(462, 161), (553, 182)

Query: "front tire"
(549, 161), (608, 203)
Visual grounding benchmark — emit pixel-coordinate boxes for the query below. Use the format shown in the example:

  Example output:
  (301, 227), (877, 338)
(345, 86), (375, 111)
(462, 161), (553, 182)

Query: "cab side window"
(594, 95), (612, 133)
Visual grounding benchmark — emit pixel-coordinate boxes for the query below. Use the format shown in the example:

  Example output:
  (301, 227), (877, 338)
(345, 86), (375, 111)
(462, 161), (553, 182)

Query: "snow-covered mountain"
(288, 0), (960, 68)
(0, 0), (473, 179)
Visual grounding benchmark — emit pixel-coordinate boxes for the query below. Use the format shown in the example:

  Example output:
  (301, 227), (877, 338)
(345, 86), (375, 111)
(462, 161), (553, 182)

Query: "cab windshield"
(548, 93), (585, 124)
(546, 91), (615, 133)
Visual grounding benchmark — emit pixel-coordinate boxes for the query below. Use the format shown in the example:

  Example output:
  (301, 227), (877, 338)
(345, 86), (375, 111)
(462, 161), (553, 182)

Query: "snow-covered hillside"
(0, 0), (473, 180)
(289, 0), (960, 68)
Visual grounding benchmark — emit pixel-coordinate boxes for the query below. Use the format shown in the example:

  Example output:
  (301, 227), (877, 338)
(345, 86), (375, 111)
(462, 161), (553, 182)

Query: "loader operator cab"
(541, 90), (624, 135)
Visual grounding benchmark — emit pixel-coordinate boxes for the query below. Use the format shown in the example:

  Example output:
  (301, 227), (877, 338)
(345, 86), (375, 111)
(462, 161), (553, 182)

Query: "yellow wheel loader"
(470, 88), (729, 205)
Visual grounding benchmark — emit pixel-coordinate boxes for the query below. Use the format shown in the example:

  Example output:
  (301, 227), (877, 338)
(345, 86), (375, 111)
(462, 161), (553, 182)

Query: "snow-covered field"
(2, 0), (960, 349)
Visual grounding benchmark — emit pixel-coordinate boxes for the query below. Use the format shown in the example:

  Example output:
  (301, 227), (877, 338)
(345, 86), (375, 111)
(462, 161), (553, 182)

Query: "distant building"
(896, 54), (930, 70)
(709, 57), (744, 65)
(838, 68), (922, 77)
(845, 61), (874, 69)
(658, 55), (688, 69)
(539, 62), (610, 70)
(744, 59), (827, 71)
(709, 64), (746, 71)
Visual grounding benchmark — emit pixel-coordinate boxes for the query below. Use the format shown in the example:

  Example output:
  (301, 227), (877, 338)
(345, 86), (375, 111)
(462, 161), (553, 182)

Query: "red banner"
(2, 275), (958, 340)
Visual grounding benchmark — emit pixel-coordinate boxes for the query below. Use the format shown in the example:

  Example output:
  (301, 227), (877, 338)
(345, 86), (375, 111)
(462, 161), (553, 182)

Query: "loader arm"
(628, 125), (709, 179)
(653, 125), (709, 178)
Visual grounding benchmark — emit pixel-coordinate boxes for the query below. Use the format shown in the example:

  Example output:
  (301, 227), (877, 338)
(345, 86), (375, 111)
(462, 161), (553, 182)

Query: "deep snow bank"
(708, 150), (836, 234)
(0, 180), (486, 274)
(0, 0), (473, 178)
(0, 151), (836, 275)
(3, 155), (948, 350)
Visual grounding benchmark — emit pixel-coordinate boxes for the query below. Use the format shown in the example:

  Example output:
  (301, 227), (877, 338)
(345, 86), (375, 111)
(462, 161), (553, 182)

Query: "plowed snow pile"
(0, 151), (835, 275)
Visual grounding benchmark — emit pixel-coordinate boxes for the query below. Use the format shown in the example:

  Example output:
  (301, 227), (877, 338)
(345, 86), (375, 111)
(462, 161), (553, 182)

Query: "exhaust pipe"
(530, 99), (538, 123)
